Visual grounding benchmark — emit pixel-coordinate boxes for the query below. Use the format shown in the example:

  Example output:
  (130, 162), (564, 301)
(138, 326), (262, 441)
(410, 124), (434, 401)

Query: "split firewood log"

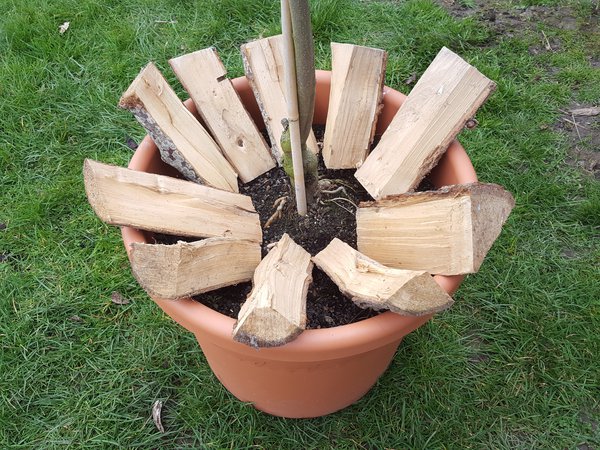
(355, 47), (496, 199)
(130, 238), (261, 300)
(313, 238), (453, 316)
(233, 234), (312, 348)
(83, 159), (261, 242)
(356, 183), (514, 275)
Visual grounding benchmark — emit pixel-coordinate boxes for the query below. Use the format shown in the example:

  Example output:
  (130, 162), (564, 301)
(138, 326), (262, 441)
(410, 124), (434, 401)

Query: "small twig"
(329, 200), (354, 215)
(155, 20), (177, 24)
(541, 30), (552, 51)
(562, 117), (589, 130)
(328, 197), (358, 209)
(571, 113), (583, 141)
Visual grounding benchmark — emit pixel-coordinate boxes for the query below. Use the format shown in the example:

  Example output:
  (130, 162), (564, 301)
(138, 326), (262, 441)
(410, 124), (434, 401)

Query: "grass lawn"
(1, 0), (598, 447)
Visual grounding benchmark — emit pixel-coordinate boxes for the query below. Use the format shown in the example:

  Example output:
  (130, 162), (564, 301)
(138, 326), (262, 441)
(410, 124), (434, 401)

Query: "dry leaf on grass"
(59, 22), (70, 35)
(110, 291), (130, 305)
(152, 400), (164, 433)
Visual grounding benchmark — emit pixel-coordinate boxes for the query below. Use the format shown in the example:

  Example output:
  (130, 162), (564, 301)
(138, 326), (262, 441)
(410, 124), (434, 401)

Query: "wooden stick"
(169, 48), (275, 183)
(281, 0), (307, 215)
(233, 233), (312, 348)
(356, 183), (514, 275)
(130, 238), (261, 300)
(241, 35), (319, 163)
(313, 239), (454, 316)
(118, 62), (239, 192)
(83, 159), (262, 242)
(355, 47), (496, 199)
(323, 43), (387, 169)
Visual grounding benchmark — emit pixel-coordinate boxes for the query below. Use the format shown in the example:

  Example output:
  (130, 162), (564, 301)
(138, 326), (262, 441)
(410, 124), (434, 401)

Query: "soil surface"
(192, 130), (381, 329)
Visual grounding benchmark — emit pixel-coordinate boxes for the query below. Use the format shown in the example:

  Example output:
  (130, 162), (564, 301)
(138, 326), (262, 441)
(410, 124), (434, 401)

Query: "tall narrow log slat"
(119, 62), (238, 192)
(169, 48), (275, 183)
(322, 43), (387, 169)
(241, 35), (319, 164)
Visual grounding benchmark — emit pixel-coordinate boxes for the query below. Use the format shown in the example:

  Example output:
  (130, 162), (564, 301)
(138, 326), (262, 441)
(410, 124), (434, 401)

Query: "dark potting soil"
(190, 151), (381, 329)
(156, 126), (431, 329)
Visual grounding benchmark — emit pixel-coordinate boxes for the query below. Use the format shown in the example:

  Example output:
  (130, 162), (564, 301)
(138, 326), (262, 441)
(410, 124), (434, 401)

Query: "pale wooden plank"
(130, 238), (261, 300)
(118, 62), (239, 192)
(355, 47), (496, 199)
(313, 238), (453, 316)
(169, 48), (275, 183)
(356, 183), (514, 275)
(83, 159), (262, 242)
(241, 35), (319, 164)
(322, 43), (387, 169)
(232, 233), (312, 348)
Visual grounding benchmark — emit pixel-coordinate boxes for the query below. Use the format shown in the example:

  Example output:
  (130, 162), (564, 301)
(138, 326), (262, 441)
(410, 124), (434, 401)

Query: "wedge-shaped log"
(356, 183), (514, 275)
(241, 35), (319, 163)
(322, 43), (387, 169)
(233, 234), (312, 348)
(169, 48), (275, 183)
(355, 47), (496, 199)
(83, 159), (261, 242)
(130, 237), (261, 300)
(118, 62), (238, 192)
(313, 239), (453, 316)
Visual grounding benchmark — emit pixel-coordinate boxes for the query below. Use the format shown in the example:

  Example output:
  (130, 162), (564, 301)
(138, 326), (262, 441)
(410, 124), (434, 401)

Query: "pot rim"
(121, 70), (477, 362)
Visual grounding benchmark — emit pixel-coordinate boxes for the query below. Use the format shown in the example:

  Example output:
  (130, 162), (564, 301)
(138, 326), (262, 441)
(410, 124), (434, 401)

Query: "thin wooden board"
(83, 159), (262, 242)
(169, 48), (275, 183)
(241, 35), (319, 164)
(322, 43), (387, 169)
(356, 183), (514, 275)
(232, 233), (312, 348)
(130, 237), (261, 300)
(118, 62), (238, 192)
(313, 238), (453, 316)
(355, 47), (496, 199)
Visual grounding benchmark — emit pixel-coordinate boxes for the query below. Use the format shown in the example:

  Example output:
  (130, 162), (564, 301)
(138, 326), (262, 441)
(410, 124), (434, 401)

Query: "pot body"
(122, 71), (477, 418)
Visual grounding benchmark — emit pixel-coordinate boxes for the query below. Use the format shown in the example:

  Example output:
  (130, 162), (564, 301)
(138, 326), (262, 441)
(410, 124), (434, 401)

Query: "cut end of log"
(232, 234), (312, 348)
(130, 238), (261, 300)
(118, 62), (157, 110)
(313, 238), (453, 316)
(357, 183), (514, 275)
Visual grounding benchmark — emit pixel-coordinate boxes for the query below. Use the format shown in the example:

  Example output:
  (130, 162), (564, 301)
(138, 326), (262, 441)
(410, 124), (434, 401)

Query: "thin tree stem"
(281, 0), (307, 215)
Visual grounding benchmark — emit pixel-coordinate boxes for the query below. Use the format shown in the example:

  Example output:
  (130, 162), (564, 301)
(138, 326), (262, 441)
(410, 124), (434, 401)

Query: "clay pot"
(121, 70), (477, 418)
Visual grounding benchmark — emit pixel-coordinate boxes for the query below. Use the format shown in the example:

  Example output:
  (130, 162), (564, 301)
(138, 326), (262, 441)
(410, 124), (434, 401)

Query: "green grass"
(1, 0), (599, 447)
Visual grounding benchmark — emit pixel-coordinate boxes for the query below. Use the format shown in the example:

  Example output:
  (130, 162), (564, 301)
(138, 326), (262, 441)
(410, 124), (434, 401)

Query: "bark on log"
(119, 62), (238, 192)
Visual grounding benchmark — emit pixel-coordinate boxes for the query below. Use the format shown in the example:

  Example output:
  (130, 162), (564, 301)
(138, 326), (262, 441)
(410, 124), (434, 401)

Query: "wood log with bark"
(241, 34), (319, 164)
(313, 238), (454, 316)
(129, 237), (261, 300)
(356, 183), (514, 275)
(169, 47), (275, 183)
(232, 233), (312, 348)
(355, 47), (496, 199)
(322, 43), (387, 169)
(118, 62), (238, 192)
(83, 159), (262, 242)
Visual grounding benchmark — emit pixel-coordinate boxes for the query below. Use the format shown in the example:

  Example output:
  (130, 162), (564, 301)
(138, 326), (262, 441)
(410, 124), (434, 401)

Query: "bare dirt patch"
(557, 103), (600, 179)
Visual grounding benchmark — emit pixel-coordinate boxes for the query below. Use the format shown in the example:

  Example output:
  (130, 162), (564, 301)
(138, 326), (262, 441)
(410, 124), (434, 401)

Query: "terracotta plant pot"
(121, 70), (478, 418)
